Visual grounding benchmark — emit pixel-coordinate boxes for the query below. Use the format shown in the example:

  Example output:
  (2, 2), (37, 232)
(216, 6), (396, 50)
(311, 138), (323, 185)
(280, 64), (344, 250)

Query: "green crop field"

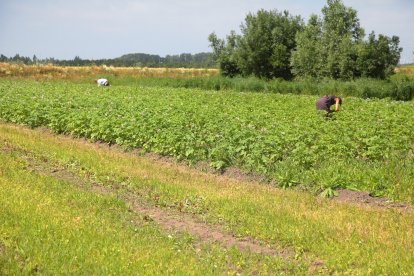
(1, 79), (413, 201)
(1, 78), (414, 274)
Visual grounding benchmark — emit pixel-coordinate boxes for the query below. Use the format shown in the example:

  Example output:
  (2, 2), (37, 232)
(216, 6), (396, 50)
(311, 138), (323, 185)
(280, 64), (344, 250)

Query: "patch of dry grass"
(395, 65), (414, 75)
(0, 62), (218, 81)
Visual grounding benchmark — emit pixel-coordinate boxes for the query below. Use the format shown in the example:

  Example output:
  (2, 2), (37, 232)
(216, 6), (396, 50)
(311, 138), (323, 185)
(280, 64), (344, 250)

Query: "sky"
(0, 0), (413, 64)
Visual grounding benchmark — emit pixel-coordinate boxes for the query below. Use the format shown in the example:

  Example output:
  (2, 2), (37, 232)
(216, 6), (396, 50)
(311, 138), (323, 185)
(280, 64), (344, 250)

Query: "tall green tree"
(291, 15), (324, 78)
(321, 0), (364, 79)
(208, 31), (241, 77)
(209, 10), (303, 79)
(236, 10), (303, 79)
(292, 0), (364, 79)
(292, 0), (401, 80)
(357, 32), (402, 78)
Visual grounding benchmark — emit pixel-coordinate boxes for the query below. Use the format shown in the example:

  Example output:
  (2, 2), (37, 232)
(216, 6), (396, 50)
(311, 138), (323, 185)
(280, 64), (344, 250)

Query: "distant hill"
(0, 52), (216, 68)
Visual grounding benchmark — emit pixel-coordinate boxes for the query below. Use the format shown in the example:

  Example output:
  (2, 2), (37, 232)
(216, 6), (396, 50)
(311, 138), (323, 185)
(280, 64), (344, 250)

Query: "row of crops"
(1, 80), (413, 201)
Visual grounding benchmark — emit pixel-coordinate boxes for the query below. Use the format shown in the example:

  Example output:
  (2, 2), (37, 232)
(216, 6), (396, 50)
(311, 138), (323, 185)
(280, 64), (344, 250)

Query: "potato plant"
(1, 80), (413, 201)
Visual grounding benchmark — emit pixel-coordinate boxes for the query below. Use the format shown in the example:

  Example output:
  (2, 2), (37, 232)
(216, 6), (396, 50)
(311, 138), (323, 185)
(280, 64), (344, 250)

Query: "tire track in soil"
(11, 149), (293, 259)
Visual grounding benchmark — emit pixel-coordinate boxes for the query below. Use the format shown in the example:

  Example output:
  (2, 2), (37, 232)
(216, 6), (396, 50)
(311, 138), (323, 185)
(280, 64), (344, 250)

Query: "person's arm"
(335, 97), (340, 112)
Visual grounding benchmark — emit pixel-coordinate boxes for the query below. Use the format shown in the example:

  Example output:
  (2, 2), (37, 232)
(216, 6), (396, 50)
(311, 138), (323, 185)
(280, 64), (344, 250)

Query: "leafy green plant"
(320, 187), (339, 198)
(1, 79), (413, 201)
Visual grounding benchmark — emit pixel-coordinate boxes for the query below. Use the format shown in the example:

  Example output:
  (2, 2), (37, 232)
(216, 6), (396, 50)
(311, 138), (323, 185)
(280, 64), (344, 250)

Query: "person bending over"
(316, 95), (342, 114)
(96, 78), (110, 86)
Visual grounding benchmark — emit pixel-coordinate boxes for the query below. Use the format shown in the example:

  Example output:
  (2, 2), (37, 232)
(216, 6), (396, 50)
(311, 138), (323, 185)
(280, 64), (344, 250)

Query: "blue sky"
(0, 0), (413, 63)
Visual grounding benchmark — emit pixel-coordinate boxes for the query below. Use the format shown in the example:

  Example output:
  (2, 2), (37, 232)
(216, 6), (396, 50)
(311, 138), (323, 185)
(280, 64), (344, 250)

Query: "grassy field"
(1, 123), (413, 274)
(1, 125), (302, 274)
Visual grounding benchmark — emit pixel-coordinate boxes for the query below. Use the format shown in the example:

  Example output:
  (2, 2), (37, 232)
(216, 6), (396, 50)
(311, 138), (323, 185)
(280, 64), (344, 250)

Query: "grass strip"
(1, 123), (413, 274)
(0, 140), (303, 274)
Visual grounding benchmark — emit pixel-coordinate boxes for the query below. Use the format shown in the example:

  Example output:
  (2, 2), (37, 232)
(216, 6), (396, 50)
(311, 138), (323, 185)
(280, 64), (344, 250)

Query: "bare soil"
(332, 189), (412, 210)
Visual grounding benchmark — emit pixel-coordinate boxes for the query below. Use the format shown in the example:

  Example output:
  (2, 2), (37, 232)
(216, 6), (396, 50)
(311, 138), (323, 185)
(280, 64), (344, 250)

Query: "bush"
(122, 75), (414, 101)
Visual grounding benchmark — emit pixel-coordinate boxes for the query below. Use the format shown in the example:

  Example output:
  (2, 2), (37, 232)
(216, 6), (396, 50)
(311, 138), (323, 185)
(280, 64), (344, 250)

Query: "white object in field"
(96, 78), (109, 86)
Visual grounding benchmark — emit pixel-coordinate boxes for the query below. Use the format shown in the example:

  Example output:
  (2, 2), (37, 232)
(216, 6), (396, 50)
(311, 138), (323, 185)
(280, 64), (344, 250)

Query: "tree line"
(2, 0), (404, 79)
(208, 0), (402, 80)
(0, 52), (215, 68)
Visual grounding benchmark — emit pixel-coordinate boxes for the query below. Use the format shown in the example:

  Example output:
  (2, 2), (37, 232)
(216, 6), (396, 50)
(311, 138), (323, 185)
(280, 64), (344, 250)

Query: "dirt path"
(15, 150), (292, 258)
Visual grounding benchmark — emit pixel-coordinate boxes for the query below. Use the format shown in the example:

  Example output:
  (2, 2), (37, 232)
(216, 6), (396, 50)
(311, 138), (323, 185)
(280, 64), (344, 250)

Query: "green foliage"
(126, 74), (414, 101)
(357, 32), (402, 79)
(0, 52), (216, 68)
(290, 15), (323, 78)
(320, 187), (338, 198)
(1, 80), (414, 201)
(211, 0), (402, 80)
(208, 32), (241, 77)
(291, 0), (401, 80)
(209, 10), (303, 79)
(235, 10), (303, 79)
(321, 0), (364, 79)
